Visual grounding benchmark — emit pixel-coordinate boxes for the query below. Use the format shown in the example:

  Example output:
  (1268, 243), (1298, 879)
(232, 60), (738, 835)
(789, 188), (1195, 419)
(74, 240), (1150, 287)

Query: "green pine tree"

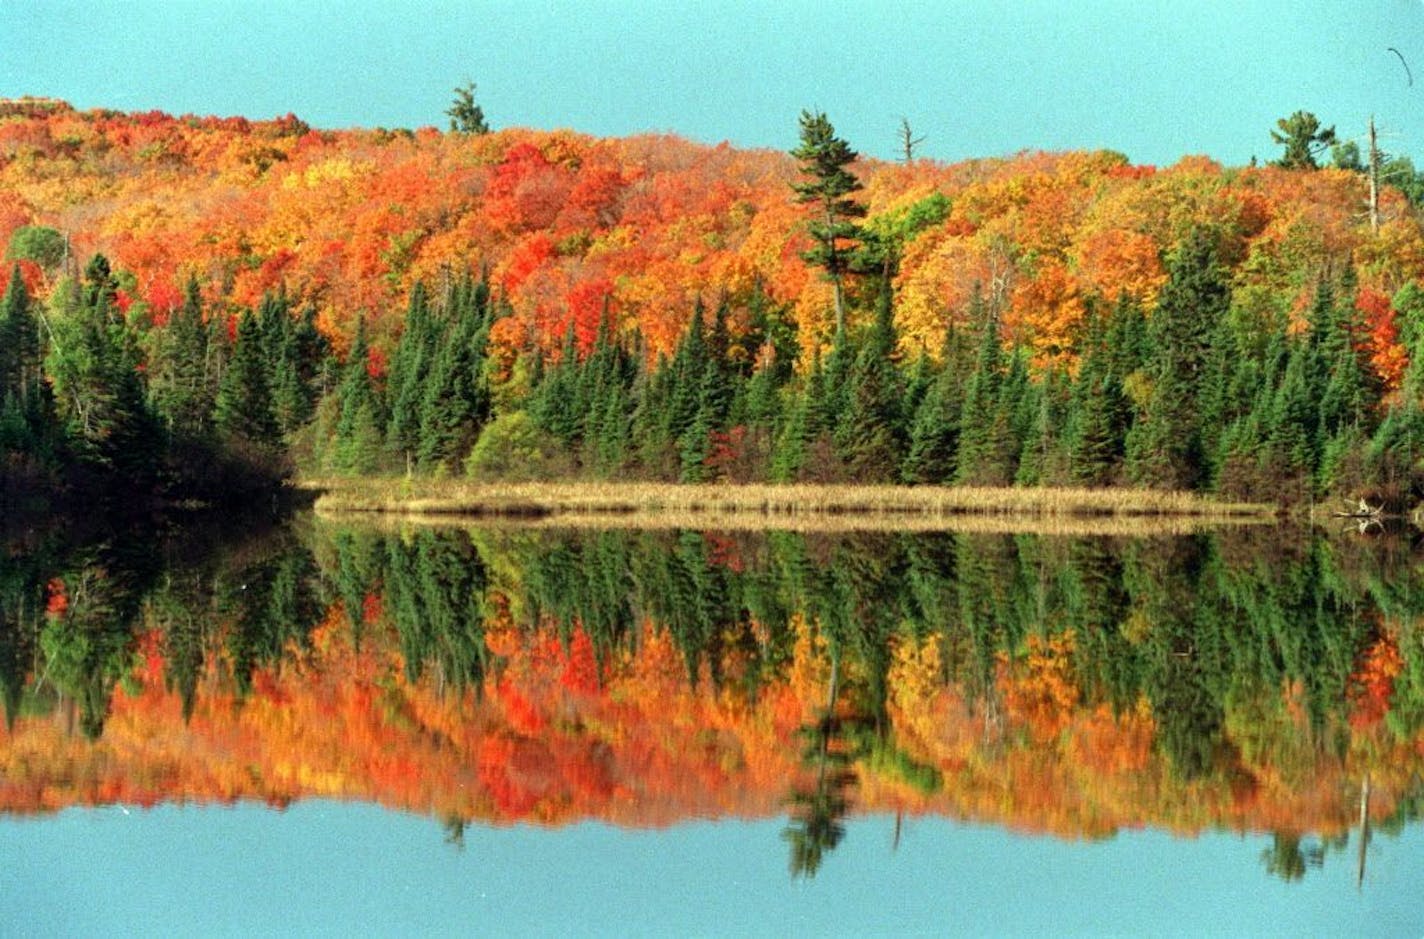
(213, 309), (280, 447)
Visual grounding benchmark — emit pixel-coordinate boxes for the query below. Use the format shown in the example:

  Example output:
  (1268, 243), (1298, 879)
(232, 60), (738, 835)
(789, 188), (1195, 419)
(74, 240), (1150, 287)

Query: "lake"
(2, 515), (1422, 936)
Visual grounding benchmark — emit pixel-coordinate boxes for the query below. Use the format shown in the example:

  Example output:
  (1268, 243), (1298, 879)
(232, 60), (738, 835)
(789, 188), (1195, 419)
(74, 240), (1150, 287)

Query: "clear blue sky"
(4, 1), (1424, 167)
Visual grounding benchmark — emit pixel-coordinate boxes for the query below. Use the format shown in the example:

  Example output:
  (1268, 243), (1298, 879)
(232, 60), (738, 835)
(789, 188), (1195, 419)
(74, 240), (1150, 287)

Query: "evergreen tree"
(530, 325), (583, 446)
(0, 264), (41, 407)
(0, 265), (56, 478)
(45, 255), (162, 484)
(213, 309), (280, 447)
(1066, 304), (1131, 486)
(148, 276), (213, 439)
(772, 350), (829, 482)
(417, 278), (492, 471)
(902, 317), (972, 484)
(791, 110), (866, 333)
(834, 284), (904, 481)
(1368, 329), (1424, 493)
(676, 302), (737, 481)
(1262, 339), (1317, 496)
(331, 317), (385, 474)
(386, 282), (438, 465)
(1271, 111), (1337, 170)
(1016, 365), (1072, 486)
(954, 294), (1005, 485)
(1125, 228), (1229, 490)
(446, 81), (490, 135)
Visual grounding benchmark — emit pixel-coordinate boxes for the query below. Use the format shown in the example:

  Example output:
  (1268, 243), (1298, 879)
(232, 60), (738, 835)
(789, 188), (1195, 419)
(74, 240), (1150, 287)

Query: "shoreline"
(298, 478), (1278, 531)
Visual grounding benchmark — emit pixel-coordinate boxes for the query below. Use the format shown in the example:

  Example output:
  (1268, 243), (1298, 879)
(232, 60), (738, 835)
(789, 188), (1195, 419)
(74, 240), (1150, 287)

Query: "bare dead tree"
(897, 117), (925, 163)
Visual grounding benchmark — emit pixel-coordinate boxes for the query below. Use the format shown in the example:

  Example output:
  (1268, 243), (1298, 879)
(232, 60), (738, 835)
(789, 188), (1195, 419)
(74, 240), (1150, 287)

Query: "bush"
(6, 225), (66, 271)
(465, 410), (571, 481)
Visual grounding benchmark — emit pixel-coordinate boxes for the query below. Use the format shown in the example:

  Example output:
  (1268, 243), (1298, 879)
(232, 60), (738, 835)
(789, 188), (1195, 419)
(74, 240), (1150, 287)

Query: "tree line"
(7, 110), (1424, 507)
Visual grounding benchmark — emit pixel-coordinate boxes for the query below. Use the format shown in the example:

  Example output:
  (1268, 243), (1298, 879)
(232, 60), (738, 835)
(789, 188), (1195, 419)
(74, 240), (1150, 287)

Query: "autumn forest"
(7, 92), (1424, 898)
(5, 98), (1424, 509)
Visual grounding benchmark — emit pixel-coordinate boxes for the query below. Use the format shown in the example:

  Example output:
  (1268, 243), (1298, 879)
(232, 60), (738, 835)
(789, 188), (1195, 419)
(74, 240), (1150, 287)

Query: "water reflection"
(2, 517), (1423, 883)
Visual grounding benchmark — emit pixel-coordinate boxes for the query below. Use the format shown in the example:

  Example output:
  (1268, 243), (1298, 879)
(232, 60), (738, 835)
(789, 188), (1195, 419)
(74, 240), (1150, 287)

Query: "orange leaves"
(7, 103), (1424, 391)
(44, 578), (67, 617)
(1006, 258), (1085, 368)
(1357, 288), (1408, 393)
(1074, 228), (1166, 309)
(499, 232), (556, 295)
(559, 629), (600, 696)
(484, 141), (572, 234)
(1349, 632), (1403, 731)
(0, 259), (45, 299)
(565, 276), (613, 354)
(998, 630), (1080, 743)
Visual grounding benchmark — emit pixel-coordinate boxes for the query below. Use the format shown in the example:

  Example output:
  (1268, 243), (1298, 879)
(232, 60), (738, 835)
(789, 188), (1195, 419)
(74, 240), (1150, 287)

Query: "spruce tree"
(214, 309), (280, 447)
(331, 317), (385, 474)
(149, 276), (214, 439)
(1125, 228), (1229, 489)
(834, 284), (904, 481)
(417, 277), (491, 471)
(1263, 340), (1317, 497)
(1065, 306), (1130, 486)
(0, 264), (40, 407)
(954, 294), (1004, 485)
(386, 282), (438, 465)
(771, 350), (827, 482)
(902, 318), (972, 484)
(46, 254), (162, 483)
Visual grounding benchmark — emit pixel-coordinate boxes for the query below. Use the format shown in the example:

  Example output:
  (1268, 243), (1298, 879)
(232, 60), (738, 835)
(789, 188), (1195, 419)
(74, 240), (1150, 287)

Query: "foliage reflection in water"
(2, 516), (1423, 886)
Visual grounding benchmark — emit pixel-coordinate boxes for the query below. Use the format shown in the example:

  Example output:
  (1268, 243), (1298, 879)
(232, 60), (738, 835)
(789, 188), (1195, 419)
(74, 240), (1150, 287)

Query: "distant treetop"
(447, 81), (490, 135)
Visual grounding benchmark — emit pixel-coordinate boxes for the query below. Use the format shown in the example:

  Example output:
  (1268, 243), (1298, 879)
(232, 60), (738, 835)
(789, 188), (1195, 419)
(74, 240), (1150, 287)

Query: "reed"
(300, 477), (1276, 528)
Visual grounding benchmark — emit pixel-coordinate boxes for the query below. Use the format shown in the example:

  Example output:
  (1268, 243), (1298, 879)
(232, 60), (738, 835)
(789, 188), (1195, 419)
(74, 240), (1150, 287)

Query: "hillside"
(4, 99), (1424, 501)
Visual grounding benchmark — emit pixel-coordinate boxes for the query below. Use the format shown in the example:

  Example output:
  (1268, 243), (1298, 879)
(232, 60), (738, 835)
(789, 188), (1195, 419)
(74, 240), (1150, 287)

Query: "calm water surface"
(2, 516), (1422, 936)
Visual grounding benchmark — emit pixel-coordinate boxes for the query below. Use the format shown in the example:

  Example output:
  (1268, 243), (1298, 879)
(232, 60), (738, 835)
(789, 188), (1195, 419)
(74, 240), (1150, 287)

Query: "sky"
(4, 2), (1424, 168)
(2, 2), (1424, 168)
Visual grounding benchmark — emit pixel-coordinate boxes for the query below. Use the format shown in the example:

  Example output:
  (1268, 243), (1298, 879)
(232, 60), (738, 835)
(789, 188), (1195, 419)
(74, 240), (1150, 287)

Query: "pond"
(2, 516), (1422, 935)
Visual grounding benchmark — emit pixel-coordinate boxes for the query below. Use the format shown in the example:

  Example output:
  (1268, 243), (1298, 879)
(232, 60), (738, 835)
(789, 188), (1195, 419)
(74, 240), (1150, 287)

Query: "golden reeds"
(300, 477), (1275, 531)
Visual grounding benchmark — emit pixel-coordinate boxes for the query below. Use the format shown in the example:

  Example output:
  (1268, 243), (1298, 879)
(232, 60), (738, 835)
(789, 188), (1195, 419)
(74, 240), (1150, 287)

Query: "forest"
(6, 98), (1424, 509)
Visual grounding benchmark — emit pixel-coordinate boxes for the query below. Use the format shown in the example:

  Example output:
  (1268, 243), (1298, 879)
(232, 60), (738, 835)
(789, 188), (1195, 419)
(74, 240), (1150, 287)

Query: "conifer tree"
(530, 325), (583, 446)
(0, 263), (41, 407)
(214, 309), (280, 447)
(902, 317), (972, 484)
(0, 266), (54, 468)
(791, 111), (866, 334)
(772, 350), (828, 482)
(628, 352), (675, 477)
(417, 281), (491, 471)
(1065, 305), (1131, 486)
(834, 284), (904, 481)
(386, 282), (438, 465)
(46, 255), (161, 482)
(1125, 228), (1229, 489)
(149, 276), (213, 439)
(954, 293), (1005, 485)
(1368, 328), (1424, 493)
(1263, 340), (1317, 496)
(331, 317), (384, 474)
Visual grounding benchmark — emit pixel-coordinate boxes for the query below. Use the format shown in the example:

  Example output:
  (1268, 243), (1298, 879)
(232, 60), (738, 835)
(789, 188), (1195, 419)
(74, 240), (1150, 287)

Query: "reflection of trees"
(218, 540), (321, 697)
(0, 536), (54, 729)
(783, 655), (856, 879)
(1261, 831), (1327, 882)
(39, 542), (154, 739)
(10, 512), (1424, 864)
(384, 530), (488, 692)
(1131, 537), (1230, 781)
